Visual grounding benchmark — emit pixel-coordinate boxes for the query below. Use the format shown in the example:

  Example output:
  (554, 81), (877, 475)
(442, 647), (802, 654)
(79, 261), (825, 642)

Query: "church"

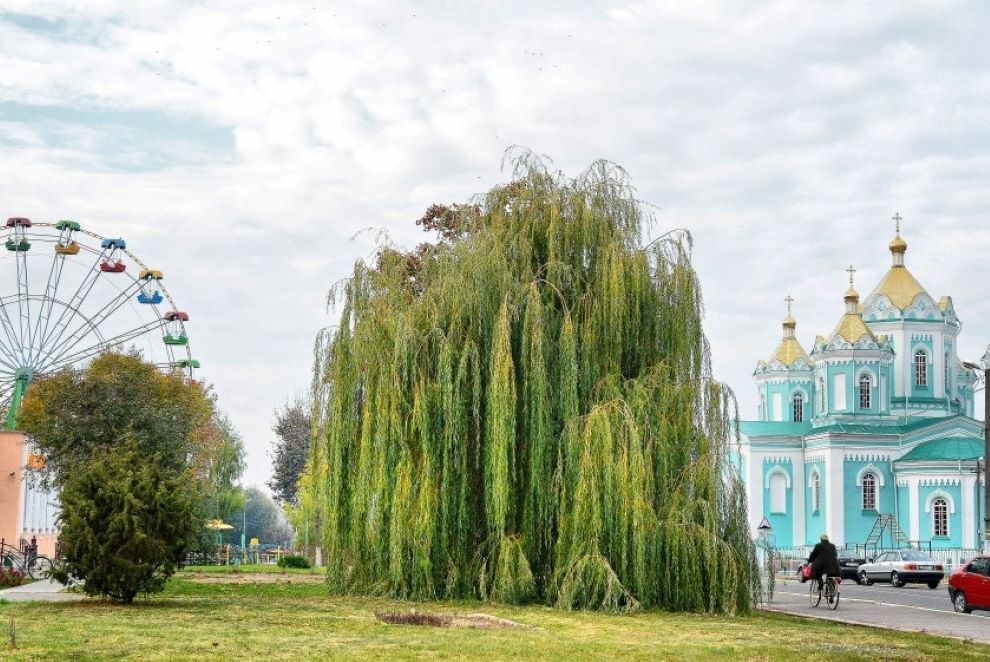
(738, 218), (986, 552)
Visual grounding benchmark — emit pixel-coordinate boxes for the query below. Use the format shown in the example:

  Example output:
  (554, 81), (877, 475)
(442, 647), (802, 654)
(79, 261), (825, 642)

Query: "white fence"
(770, 545), (982, 576)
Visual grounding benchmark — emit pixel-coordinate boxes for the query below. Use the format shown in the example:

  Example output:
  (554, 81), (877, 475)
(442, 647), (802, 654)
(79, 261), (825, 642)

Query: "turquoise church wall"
(805, 460), (826, 544)
(843, 460), (894, 545)
(762, 459), (793, 547)
(909, 335), (934, 400)
(919, 484), (963, 549)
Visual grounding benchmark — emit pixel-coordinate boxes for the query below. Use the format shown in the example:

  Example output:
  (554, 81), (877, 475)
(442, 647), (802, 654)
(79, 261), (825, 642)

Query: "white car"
(857, 550), (944, 588)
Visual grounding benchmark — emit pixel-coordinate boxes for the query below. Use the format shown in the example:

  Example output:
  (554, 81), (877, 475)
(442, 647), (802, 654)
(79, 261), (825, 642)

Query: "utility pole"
(968, 347), (990, 554)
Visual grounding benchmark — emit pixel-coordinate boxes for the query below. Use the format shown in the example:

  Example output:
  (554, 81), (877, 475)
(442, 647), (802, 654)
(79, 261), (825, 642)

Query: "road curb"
(759, 604), (986, 647)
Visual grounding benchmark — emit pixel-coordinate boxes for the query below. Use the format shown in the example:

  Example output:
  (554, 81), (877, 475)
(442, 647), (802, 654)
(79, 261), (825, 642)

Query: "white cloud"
(1, 0), (989, 486)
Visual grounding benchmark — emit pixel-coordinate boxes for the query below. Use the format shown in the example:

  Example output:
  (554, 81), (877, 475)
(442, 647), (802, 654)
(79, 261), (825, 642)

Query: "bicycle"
(809, 573), (840, 610)
(0, 541), (54, 581)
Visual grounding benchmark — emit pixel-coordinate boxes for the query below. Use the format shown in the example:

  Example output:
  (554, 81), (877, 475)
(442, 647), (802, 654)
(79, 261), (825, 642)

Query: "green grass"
(0, 573), (982, 660)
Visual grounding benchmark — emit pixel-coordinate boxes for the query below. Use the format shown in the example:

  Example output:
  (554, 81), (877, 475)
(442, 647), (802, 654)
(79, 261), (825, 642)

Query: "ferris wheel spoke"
(36, 247), (109, 359)
(0, 302), (27, 368)
(13, 250), (32, 364)
(27, 248), (69, 365)
(39, 318), (167, 373)
(36, 279), (144, 369)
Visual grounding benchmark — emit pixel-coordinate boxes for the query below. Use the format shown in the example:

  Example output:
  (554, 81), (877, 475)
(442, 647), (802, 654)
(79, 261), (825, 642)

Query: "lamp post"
(965, 345), (990, 553)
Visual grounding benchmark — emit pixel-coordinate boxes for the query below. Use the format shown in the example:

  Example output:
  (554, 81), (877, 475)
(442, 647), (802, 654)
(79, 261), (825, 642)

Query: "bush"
(0, 567), (26, 588)
(53, 443), (198, 603)
(277, 555), (310, 569)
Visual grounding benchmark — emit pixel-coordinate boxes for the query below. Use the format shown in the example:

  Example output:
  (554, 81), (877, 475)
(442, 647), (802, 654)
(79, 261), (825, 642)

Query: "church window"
(769, 472), (787, 514)
(945, 354), (950, 394)
(915, 350), (928, 387)
(792, 393), (804, 422)
(818, 377), (825, 412)
(811, 472), (820, 513)
(760, 394), (766, 420)
(933, 498), (948, 537)
(859, 374), (872, 409)
(862, 472), (877, 510)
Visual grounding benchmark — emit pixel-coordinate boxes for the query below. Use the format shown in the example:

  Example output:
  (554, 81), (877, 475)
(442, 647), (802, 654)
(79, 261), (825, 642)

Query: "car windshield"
(901, 552), (934, 562)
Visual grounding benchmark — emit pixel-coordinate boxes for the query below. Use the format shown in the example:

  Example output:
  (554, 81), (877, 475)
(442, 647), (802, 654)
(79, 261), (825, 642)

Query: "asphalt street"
(765, 577), (990, 644)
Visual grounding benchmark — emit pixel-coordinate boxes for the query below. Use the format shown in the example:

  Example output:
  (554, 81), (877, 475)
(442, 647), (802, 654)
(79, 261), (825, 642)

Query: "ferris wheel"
(0, 217), (198, 429)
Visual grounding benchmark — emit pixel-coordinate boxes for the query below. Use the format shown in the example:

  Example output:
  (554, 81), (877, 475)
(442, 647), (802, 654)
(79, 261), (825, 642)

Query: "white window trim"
(913, 347), (930, 387)
(924, 489), (957, 515)
(855, 465), (884, 512)
(764, 465), (792, 489)
(807, 469), (821, 513)
(767, 467), (789, 515)
(929, 497), (951, 538)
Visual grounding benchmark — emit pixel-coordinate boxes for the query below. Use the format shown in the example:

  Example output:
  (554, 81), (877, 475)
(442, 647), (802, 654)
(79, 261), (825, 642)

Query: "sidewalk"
(0, 579), (85, 603)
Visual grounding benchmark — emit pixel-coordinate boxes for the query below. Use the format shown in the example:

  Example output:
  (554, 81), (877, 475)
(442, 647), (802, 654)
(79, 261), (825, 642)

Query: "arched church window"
(915, 350), (928, 387)
(769, 472), (787, 514)
(933, 498), (948, 537)
(862, 472), (877, 510)
(859, 374), (872, 409)
(818, 377), (825, 412)
(811, 472), (820, 513)
(945, 354), (950, 394)
(792, 393), (804, 422)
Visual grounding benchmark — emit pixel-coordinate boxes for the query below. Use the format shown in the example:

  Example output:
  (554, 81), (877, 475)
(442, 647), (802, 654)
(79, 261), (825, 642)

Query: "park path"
(763, 579), (990, 645)
(0, 578), (84, 603)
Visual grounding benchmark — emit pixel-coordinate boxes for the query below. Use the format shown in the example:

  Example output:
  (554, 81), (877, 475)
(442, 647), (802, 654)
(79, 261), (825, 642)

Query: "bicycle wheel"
(809, 578), (822, 607)
(27, 556), (53, 581)
(826, 578), (840, 610)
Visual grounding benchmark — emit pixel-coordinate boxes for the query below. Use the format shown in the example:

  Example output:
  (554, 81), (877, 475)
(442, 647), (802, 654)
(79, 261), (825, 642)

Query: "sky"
(2, 1), (989, 487)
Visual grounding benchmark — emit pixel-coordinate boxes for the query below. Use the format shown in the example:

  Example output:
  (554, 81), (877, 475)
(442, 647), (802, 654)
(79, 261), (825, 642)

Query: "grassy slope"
(0, 571), (983, 661)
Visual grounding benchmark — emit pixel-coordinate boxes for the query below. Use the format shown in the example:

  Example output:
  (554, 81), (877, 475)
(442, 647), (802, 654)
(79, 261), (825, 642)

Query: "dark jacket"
(808, 540), (841, 578)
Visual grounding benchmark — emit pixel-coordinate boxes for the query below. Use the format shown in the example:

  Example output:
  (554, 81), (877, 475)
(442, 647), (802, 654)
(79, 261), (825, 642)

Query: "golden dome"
(782, 313), (796, 329)
(830, 313), (876, 344)
(772, 337), (809, 366)
(844, 287), (860, 302)
(889, 234), (907, 254)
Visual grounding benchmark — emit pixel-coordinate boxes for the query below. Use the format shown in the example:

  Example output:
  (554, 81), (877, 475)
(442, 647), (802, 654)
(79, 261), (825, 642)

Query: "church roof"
(868, 264), (929, 310)
(899, 437), (984, 462)
(771, 337), (810, 366)
(829, 312), (876, 344)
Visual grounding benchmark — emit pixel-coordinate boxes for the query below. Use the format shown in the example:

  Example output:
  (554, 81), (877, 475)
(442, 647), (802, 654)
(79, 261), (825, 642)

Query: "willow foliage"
(305, 154), (758, 613)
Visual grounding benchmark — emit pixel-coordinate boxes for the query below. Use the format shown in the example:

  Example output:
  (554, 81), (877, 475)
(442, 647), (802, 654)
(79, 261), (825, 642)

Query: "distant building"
(738, 221), (984, 551)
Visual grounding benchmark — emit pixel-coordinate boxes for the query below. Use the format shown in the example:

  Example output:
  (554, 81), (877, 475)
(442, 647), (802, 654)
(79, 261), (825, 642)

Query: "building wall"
(843, 459), (894, 545)
(804, 460), (826, 544)
(919, 483), (963, 549)
(762, 458), (794, 547)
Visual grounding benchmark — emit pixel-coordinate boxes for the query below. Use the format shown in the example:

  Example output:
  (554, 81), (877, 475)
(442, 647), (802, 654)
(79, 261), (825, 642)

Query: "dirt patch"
(375, 609), (532, 630)
(184, 573), (324, 585)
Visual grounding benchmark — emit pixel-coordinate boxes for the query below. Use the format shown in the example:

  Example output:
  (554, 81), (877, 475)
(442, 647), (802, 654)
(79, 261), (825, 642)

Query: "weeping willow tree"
(304, 153), (759, 613)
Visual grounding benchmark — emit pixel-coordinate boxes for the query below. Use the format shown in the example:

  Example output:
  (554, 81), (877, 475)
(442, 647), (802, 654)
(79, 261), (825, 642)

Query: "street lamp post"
(966, 345), (990, 554)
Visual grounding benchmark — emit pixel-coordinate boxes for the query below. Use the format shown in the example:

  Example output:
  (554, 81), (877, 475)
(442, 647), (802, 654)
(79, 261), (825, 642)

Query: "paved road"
(0, 578), (84, 603)
(766, 577), (990, 644)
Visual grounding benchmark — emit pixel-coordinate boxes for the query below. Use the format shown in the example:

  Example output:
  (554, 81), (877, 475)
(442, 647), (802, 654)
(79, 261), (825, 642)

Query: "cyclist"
(807, 534), (841, 590)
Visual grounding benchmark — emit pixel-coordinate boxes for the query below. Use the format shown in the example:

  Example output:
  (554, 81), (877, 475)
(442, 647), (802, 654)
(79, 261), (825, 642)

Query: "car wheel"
(859, 571), (873, 586)
(891, 571), (905, 588)
(927, 581), (940, 589)
(953, 590), (972, 614)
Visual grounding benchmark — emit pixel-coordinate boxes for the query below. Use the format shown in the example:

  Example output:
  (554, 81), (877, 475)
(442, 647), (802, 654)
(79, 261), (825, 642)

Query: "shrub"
(0, 567), (25, 588)
(277, 555), (310, 569)
(53, 442), (197, 603)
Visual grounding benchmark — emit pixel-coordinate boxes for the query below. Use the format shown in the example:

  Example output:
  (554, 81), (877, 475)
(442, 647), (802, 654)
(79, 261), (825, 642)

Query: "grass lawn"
(0, 569), (984, 661)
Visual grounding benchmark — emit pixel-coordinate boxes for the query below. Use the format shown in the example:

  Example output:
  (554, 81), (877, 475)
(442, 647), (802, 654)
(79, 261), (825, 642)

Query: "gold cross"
(893, 212), (902, 235)
(785, 295), (794, 314)
(847, 265), (857, 288)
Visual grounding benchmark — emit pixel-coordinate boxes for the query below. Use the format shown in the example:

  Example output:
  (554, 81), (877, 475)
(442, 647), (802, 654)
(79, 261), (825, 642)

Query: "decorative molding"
(763, 456), (793, 465)
(920, 478), (961, 487)
(805, 454), (826, 464)
(924, 489), (957, 514)
(845, 452), (892, 462)
(764, 465), (792, 489)
(854, 464), (886, 487)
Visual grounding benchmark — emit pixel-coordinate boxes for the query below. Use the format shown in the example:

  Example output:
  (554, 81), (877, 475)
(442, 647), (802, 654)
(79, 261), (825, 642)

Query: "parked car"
(857, 550), (943, 588)
(947, 555), (990, 613)
(797, 549), (867, 582)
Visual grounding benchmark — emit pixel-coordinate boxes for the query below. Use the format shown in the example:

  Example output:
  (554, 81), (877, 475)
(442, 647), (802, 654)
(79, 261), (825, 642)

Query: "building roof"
(738, 421), (814, 437)
(870, 265), (929, 310)
(899, 437), (984, 462)
(771, 337), (810, 366)
(829, 312), (876, 344)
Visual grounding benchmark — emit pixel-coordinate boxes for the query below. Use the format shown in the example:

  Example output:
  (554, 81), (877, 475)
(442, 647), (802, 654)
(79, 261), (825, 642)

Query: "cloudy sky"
(2, 1), (989, 487)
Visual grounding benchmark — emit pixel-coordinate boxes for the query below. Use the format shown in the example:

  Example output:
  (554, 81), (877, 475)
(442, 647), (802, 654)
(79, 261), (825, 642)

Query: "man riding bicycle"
(807, 534), (841, 588)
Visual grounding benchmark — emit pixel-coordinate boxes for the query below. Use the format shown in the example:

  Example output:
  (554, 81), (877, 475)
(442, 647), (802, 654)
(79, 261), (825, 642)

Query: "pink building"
(0, 431), (58, 557)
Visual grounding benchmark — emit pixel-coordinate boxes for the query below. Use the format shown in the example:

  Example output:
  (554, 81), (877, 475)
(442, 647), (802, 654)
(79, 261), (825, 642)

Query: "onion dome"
(769, 296), (810, 366)
(866, 214), (931, 310)
(829, 267), (876, 344)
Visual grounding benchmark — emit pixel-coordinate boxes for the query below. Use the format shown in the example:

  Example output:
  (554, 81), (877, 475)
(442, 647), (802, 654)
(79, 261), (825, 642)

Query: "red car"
(947, 556), (990, 613)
